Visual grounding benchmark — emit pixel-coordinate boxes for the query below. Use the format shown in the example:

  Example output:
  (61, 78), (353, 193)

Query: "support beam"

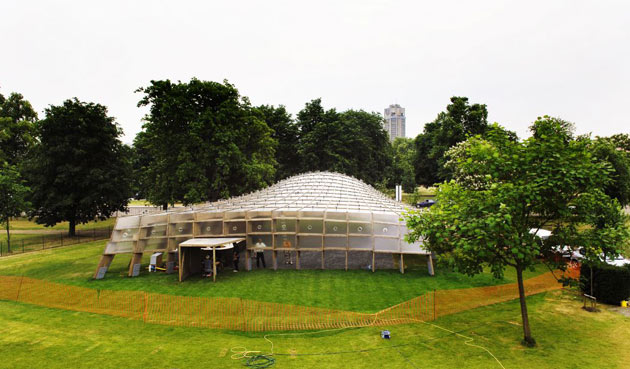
(128, 253), (143, 277)
(427, 254), (435, 276)
(345, 250), (348, 271)
(400, 253), (404, 274)
(296, 251), (301, 270)
(321, 250), (325, 269)
(272, 250), (278, 270)
(93, 254), (114, 279)
(371, 251), (375, 272)
(246, 250), (252, 271)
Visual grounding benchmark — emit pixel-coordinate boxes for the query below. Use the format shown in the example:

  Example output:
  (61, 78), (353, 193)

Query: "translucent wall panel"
(196, 221), (223, 236)
(143, 224), (167, 238)
(104, 241), (134, 254)
(170, 237), (193, 250)
(348, 212), (371, 222)
(348, 236), (372, 250)
(169, 212), (194, 223)
(373, 223), (399, 237)
(298, 209), (325, 218)
(272, 209), (298, 218)
(348, 222), (372, 235)
(169, 222), (193, 236)
(226, 221), (246, 235)
(274, 219), (296, 232)
(247, 210), (272, 219)
(141, 238), (168, 252)
(298, 219), (323, 234)
(325, 221), (347, 235)
(115, 216), (140, 230)
(225, 211), (246, 220)
(373, 212), (400, 224)
(248, 220), (272, 233)
(325, 210), (347, 220)
(111, 228), (138, 242)
(324, 236), (347, 249)
(247, 235), (273, 248)
(374, 238), (399, 252)
(297, 235), (322, 249)
(274, 234), (296, 249)
(196, 211), (224, 221)
(140, 213), (168, 227)
(400, 240), (425, 254)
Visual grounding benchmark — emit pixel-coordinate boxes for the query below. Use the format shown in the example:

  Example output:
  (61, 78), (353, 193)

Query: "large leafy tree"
(413, 97), (492, 186)
(591, 136), (630, 207)
(406, 118), (629, 345)
(0, 92), (38, 166)
(0, 165), (30, 252)
(25, 99), (131, 236)
(389, 137), (416, 193)
(256, 105), (300, 181)
(136, 79), (276, 206)
(296, 99), (392, 185)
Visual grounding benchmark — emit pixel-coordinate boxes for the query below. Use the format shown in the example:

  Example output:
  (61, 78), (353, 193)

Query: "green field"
(0, 289), (627, 368)
(0, 241), (547, 312)
(6, 217), (115, 231)
(1, 242), (627, 368)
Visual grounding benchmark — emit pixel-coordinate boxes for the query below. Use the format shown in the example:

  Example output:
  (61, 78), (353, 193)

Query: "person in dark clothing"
(255, 238), (267, 268)
(233, 250), (240, 272)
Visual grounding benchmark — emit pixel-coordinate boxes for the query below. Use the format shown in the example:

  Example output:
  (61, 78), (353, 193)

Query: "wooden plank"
(400, 253), (404, 274)
(128, 253), (143, 277)
(93, 254), (114, 279)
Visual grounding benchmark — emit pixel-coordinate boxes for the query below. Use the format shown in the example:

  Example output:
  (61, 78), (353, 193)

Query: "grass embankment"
(0, 241), (547, 313)
(0, 289), (627, 368)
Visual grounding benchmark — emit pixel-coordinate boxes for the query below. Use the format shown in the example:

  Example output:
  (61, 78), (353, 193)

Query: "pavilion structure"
(93, 172), (433, 279)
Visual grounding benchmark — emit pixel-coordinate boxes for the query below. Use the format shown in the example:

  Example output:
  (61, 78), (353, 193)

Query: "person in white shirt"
(254, 239), (267, 268)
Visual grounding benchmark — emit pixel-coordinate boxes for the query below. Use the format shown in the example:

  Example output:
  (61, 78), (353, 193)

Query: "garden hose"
(244, 354), (275, 368)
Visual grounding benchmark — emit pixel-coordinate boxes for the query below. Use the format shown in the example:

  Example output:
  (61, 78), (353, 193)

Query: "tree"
(0, 165), (30, 252)
(296, 99), (392, 185)
(256, 105), (301, 180)
(25, 99), (131, 236)
(413, 97), (492, 186)
(0, 92), (38, 166)
(405, 118), (629, 346)
(591, 136), (630, 207)
(389, 137), (416, 193)
(136, 79), (276, 206)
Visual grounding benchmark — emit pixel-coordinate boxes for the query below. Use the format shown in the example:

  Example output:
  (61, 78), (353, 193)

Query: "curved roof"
(186, 171), (409, 215)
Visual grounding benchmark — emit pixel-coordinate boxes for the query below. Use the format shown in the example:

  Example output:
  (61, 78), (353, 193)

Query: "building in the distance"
(383, 104), (406, 142)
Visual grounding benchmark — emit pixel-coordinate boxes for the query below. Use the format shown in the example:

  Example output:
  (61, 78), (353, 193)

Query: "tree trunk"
(516, 265), (536, 346)
(69, 219), (76, 237)
(5, 218), (10, 253)
(162, 203), (168, 211)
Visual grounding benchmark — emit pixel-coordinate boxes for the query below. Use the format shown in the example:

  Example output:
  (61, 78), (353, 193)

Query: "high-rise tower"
(384, 104), (405, 142)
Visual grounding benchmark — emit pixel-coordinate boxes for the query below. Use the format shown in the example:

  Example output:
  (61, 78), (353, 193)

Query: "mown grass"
(0, 240), (548, 313)
(6, 217), (116, 231)
(0, 289), (627, 369)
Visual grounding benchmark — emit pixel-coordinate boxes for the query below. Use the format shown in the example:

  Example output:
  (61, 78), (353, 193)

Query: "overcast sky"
(1, 0), (628, 144)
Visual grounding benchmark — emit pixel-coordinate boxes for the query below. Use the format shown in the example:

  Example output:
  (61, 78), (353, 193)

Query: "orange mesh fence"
(0, 270), (576, 331)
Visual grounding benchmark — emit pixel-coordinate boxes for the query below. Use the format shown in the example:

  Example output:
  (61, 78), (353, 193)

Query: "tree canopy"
(25, 99), (131, 235)
(591, 135), (630, 207)
(136, 79), (276, 206)
(296, 99), (392, 186)
(413, 97), (493, 186)
(255, 105), (300, 181)
(389, 137), (416, 193)
(0, 92), (38, 166)
(405, 118), (629, 345)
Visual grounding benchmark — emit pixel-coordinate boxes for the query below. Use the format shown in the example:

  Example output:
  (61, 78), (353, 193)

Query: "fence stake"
(433, 289), (436, 321)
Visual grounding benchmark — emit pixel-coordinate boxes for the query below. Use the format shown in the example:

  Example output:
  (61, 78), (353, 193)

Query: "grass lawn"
(0, 289), (627, 369)
(6, 217), (116, 231)
(0, 240), (548, 313)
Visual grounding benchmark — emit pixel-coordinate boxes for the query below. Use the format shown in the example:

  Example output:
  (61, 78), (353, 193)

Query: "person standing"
(254, 238), (267, 268)
(282, 238), (293, 265)
(233, 250), (240, 272)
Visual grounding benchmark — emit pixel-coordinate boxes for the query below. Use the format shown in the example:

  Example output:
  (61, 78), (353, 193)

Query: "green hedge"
(580, 263), (630, 305)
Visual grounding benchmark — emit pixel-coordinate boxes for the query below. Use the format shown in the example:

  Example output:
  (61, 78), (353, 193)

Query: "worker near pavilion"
(254, 238), (267, 268)
(282, 238), (293, 265)
(233, 249), (240, 272)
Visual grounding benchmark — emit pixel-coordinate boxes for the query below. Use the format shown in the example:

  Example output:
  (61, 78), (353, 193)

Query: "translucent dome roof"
(187, 171), (409, 214)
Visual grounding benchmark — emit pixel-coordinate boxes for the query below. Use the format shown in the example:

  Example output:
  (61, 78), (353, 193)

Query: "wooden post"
(345, 250), (348, 271)
(272, 250), (277, 270)
(371, 251), (375, 272)
(178, 246), (183, 282)
(212, 246), (217, 282)
(93, 254), (114, 279)
(321, 250), (325, 269)
(296, 251), (301, 270)
(400, 253), (404, 274)
(128, 253), (143, 277)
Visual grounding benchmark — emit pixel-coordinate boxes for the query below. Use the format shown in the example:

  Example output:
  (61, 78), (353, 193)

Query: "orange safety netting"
(0, 269), (577, 331)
